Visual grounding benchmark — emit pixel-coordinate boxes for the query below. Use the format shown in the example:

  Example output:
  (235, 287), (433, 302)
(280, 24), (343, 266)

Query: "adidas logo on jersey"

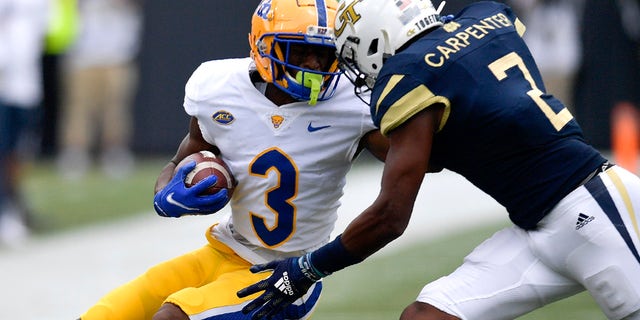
(576, 213), (595, 230)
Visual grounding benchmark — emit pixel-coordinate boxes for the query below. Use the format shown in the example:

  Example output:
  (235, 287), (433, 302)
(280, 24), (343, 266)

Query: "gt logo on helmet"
(335, 0), (362, 38)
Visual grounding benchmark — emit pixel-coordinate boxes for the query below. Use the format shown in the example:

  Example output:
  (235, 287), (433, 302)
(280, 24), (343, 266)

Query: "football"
(174, 150), (236, 197)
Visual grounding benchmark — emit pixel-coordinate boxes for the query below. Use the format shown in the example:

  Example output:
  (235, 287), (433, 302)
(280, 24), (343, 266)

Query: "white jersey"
(184, 57), (375, 264)
(0, 0), (49, 107)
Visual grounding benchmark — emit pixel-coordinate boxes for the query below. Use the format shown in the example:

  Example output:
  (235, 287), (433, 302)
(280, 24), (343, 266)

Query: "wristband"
(308, 235), (363, 277)
(298, 253), (324, 281)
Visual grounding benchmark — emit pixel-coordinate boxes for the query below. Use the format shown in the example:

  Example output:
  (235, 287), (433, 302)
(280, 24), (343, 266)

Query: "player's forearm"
(154, 135), (189, 194)
(309, 159), (425, 275)
(307, 199), (412, 279)
(338, 143), (427, 259)
(154, 162), (177, 194)
(342, 201), (409, 257)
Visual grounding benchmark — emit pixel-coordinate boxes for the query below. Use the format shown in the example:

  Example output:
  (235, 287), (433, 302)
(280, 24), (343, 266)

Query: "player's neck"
(250, 70), (296, 107)
(265, 83), (297, 106)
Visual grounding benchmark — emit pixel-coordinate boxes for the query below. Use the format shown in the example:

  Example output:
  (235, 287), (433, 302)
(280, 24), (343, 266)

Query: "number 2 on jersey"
(249, 147), (297, 247)
(488, 52), (573, 131)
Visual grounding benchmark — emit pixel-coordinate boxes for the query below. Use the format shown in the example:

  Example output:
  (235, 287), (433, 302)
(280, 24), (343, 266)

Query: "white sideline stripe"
(0, 163), (505, 320)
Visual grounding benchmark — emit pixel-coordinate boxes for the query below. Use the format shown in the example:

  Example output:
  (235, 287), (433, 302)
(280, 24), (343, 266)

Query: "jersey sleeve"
(183, 63), (207, 117)
(371, 73), (451, 136)
(182, 60), (228, 147)
(183, 60), (236, 116)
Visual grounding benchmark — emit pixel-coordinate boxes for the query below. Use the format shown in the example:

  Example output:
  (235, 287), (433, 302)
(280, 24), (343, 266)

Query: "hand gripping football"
(175, 150), (236, 197)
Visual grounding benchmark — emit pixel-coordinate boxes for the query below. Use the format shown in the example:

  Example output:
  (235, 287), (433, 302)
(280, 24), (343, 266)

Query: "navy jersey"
(370, 2), (606, 229)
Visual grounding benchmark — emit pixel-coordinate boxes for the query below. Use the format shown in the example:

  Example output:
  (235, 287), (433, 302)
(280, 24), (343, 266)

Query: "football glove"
(153, 160), (229, 217)
(237, 254), (323, 320)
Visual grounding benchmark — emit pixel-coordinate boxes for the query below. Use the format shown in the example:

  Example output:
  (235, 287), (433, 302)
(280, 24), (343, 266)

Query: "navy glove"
(237, 254), (323, 320)
(153, 160), (229, 217)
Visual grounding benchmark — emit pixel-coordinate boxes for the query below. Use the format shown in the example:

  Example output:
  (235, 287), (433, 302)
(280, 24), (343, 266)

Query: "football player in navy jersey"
(238, 1), (640, 319)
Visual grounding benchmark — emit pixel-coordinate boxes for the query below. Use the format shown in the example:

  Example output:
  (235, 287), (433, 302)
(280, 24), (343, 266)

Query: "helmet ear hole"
(367, 38), (379, 55)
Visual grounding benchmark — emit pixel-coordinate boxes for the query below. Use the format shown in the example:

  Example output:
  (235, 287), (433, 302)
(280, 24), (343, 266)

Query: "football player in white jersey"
(78, 0), (387, 319)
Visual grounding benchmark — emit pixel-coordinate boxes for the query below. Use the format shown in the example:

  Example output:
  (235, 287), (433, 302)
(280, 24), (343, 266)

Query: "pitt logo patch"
(271, 115), (284, 129)
(212, 111), (235, 125)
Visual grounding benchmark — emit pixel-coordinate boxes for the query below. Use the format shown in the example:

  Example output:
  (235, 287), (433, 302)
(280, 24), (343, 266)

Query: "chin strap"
(297, 72), (323, 105)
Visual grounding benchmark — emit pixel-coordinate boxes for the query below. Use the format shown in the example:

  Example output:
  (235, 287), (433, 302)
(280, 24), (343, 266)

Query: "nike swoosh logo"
(166, 192), (197, 211)
(307, 122), (331, 132)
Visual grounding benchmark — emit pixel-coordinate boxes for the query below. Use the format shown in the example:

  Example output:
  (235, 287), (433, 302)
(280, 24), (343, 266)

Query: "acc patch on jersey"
(212, 110), (235, 125)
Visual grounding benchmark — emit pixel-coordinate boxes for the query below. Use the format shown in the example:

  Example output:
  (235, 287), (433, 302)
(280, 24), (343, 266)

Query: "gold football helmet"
(249, 0), (341, 104)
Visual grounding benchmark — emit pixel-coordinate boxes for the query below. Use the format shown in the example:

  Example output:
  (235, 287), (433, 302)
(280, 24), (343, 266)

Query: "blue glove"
(153, 160), (229, 217)
(237, 254), (322, 320)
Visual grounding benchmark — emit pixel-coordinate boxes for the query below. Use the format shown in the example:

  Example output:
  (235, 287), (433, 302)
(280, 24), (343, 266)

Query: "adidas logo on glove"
(274, 272), (295, 296)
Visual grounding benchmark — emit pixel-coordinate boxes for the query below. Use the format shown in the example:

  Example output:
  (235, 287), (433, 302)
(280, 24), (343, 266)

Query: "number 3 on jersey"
(249, 147), (298, 247)
(489, 52), (573, 131)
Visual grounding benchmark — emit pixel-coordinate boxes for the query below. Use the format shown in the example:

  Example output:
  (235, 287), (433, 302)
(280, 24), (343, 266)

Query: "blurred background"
(0, 0), (638, 318)
(1, 0), (265, 243)
(31, 0), (640, 158)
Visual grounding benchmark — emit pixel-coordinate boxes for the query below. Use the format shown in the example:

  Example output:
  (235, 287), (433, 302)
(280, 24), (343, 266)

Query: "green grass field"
(23, 158), (167, 234)
(23, 159), (603, 319)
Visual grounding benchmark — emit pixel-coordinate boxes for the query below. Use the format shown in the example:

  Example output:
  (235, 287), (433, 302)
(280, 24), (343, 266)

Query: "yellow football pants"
(80, 229), (265, 320)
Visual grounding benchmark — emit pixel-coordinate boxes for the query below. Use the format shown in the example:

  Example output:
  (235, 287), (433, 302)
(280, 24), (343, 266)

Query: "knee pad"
(585, 266), (640, 320)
